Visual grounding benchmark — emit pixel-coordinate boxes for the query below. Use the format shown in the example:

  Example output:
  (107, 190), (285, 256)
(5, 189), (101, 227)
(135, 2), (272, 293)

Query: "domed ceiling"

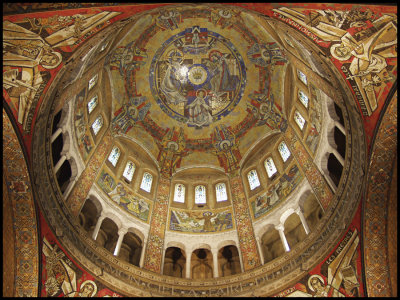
(106, 7), (288, 174)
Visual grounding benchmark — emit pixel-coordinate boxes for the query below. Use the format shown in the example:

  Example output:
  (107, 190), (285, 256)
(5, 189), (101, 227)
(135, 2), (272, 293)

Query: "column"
(334, 121), (346, 135)
(212, 247), (219, 278)
(139, 237), (147, 268)
(143, 176), (171, 273)
(51, 127), (63, 143)
(160, 247), (167, 275)
(329, 146), (345, 166)
(296, 207), (310, 235)
(256, 237), (264, 265)
(185, 249), (192, 279)
(113, 228), (128, 256)
(275, 224), (290, 252)
(92, 212), (106, 241)
(54, 154), (67, 173)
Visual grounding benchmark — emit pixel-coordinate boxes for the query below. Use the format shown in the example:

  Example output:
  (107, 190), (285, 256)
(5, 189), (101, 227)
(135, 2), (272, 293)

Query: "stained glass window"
(216, 182), (228, 202)
(88, 74), (98, 90)
(195, 185), (206, 204)
(108, 146), (121, 167)
(87, 95), (98, 114)
(123, 161), (135, 182)
(248, 169), (260, 190)
(294, 110), (306, 130)
(264, 157), (277, 178)
(91, 115), (103, 136)
(174, 183), (185, 203)
(278, 141), (291, 162)
(297, 70), (307, 85)
(298, 90), (309, 108)
(140, 172), (153, 192)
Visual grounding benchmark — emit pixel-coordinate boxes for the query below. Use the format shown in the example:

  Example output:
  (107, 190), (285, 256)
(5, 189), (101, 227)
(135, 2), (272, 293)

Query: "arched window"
(264, 157), (277, 178)
(88, 74), (98, 91)
(123, 161), (135, 182)
(87, 95), (98, 114)
(195, 185), (207, 204)
(294, 110), (306, 130)
(278, 142), (291, 162)
(140, 172), (153, 192)
(91, 115), (103, 136)
(247, 170), (260, 190)
(297, 70), (307, 85)
(298, 90), (309, 108)
(174, 183), (185, 203)
(216, 182), (228, 202)
(108, 146), (121, 167)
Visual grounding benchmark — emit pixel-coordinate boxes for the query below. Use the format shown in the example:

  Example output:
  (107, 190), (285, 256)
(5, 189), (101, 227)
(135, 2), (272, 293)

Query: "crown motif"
(192, 68), (203, 80)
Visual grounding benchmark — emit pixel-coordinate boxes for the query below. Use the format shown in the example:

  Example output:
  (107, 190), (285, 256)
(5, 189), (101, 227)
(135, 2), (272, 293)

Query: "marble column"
(139, 237), (147, 268)
(256, 237), (265, 265)
(143, 176), (171, 273)
(186, 249), (192, 279)
(114, 228), (128, 256)
(296, 207), (310, 235)
(54, 154), (67, 173)
(51, 127), (63, 143)
(275, 224), (290, 252)
(92, 213), (106, 241)
(212, 247), (219, 278)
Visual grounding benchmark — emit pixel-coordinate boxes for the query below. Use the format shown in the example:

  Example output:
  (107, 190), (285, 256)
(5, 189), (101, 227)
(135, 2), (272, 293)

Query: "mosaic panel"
(285, 125), (333, 210)
(251, 163), (304, 219)
(364, 94), (397, 297)
(74, 88), (95, 161)
(67, 130), (114, 216)
(305, 83), (322, 154)
(3, 109), (39, 297)
(169, 207), (234, 233)
(143, 176), (171, 273)
(230, 175), (261, 271)
(96, 168), (152, 222)
(39, 212), (124, 297)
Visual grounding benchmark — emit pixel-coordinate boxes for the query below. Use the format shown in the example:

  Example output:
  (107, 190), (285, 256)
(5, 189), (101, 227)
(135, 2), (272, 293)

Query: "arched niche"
(260, 224), (285, 264)
(283, 213), (307, 249)
(300, 192), (324, 232)
(98, 217), (119, 252)
(79, 197), (102, 233)
(163, 247), (186, 278)
(191, 248), (213, 279)
(120, 231), (143, 267)
(218, 245), (241, 277)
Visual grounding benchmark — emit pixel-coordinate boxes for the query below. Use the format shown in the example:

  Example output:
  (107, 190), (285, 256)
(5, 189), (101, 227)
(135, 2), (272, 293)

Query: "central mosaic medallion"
(150, 26), (246, 128)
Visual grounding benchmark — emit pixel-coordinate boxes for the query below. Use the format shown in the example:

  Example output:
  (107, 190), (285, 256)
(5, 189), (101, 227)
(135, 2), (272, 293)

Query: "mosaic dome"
(26, 2), (376, 297)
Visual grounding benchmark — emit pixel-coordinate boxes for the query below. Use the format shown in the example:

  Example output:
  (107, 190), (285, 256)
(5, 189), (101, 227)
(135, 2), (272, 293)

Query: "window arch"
(298, 90), (309, 108)
(123, 161), (135, 182)
(294, 110), (306, 130)
(88, 74), (98, 90)
(140, 172), (153, 192)
(247, 169), (260, 190)
(108, 146), (121, 167)
(195, 185), (207, 204)
(297, 70), (307, 85)
(91, 115), (103, 136)
(264, 157), (277, 178)
(278, 142), (291, 162)
(174, 183), (185, 203)
(87, 95), (98, 114)
(216, 182), (228, 202)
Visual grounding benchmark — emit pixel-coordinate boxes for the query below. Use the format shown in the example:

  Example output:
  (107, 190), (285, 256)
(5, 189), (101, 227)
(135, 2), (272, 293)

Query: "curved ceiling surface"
(106, 6), (288, 173)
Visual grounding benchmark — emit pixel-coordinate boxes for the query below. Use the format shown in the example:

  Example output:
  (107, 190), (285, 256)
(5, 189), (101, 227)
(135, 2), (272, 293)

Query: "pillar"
(113, 228), (128, 256)
(54, 154), (67, 173)
(92, 213), (106, 241)
(334, 121), (346, 135)
(229, 174), (261, 271)
(143, 176), (171, 273)
(139, 237), (147, 268)
(51, 127), (63, 143)
(275, 224), (290, 252)
(186, 249), (192, 279)
(296, 207), (310, 235)
(211, 247), (219, 278)
(256, 237), (265, 265)
(329, 146), (345, 166)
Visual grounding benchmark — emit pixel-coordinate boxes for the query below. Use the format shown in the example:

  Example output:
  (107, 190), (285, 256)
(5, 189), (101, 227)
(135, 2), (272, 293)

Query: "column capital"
(118, 227), (128, 236)
(275, 223), (285, 232)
